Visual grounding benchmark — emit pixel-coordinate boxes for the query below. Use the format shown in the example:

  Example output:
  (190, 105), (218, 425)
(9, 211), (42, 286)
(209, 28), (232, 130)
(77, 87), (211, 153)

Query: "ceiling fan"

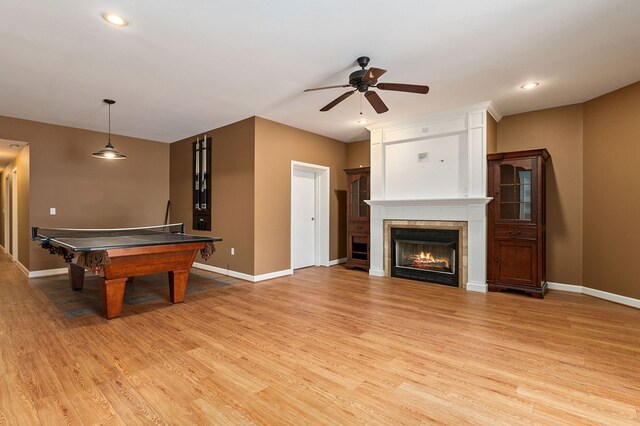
(304, 56), (429, 114)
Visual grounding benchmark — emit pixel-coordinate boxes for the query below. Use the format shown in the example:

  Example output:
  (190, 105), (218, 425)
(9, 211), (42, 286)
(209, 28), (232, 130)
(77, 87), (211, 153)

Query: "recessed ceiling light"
(102, 13), (128, 27)
(520, 82), (540, 90)
(9, 144), (21, 150)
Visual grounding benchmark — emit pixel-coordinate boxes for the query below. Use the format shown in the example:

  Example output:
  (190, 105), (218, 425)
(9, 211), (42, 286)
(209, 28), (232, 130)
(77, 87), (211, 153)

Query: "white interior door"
(291, 169), (316, 269)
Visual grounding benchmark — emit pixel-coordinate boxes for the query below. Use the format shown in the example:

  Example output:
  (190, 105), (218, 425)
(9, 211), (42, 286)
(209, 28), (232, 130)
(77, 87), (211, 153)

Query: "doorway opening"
(11, 168), (18, 261)
(3, 168), (18, 261)
(290, 161), (330, 270)
(3, 174), (10, 257)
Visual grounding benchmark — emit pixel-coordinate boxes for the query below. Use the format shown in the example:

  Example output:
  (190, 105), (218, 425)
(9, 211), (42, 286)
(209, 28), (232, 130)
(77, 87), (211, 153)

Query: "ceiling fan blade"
(320, 90), (356, 112)
(365, 91), (389, 114)
(376, 83), (430, 94)
(304, 84), (352, 92)
(363, 67), (387, 82)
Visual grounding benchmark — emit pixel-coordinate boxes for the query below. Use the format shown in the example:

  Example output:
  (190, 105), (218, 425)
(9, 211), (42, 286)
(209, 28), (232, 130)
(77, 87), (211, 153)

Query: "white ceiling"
(0, 0), (639, 143)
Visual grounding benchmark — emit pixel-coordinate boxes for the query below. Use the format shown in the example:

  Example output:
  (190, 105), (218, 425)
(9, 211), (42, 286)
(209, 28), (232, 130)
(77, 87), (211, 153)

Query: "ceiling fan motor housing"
(349, 69), (373, 92)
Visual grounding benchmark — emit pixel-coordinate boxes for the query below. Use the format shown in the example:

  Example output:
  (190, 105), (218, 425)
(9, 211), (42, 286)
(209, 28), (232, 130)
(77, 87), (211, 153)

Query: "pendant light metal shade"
(93, 99), (126, 159)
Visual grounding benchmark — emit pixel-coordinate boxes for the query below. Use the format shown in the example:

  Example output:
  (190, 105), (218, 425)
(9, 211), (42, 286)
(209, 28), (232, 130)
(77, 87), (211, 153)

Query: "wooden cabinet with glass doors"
(487, 149), (549, 298)
(344, 167), (370, 270)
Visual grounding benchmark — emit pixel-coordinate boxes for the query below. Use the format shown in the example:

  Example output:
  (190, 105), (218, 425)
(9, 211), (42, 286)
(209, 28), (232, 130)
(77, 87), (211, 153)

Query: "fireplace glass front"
(390, 228), (459, 287)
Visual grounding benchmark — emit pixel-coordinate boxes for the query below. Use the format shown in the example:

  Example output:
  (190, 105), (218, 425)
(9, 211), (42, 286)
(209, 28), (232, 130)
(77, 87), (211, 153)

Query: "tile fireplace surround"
(365, 102), (501, 292)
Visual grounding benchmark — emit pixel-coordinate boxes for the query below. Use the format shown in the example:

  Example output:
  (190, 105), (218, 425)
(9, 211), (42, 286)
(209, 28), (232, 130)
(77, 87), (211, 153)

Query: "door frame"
(290, 161), (330, 269)
(11, 167), (18, 262)
(3, 174), (10, 255)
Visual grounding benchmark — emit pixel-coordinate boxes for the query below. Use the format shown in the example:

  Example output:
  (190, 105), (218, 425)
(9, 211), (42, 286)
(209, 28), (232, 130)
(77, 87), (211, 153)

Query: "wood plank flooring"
(1, 253), (640, 424)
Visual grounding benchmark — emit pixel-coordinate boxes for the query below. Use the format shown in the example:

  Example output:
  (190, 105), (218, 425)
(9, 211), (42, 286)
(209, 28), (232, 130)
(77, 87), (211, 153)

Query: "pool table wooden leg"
(68, 263), (85, 290)
(100, 278), (127, 319)
(168, 270), (189, 303)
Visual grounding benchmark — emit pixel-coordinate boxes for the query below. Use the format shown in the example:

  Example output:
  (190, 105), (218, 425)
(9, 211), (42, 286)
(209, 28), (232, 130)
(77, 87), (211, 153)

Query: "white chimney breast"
(365, 102), (500, 292)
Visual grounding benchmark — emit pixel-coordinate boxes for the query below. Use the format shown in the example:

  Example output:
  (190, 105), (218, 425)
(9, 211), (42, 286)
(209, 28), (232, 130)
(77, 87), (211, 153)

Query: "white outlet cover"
(50, 207), (56, 215)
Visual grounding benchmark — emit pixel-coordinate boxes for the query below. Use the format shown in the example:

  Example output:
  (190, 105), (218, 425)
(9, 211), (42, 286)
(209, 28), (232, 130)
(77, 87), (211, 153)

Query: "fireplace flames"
(410, 251), (450, 271)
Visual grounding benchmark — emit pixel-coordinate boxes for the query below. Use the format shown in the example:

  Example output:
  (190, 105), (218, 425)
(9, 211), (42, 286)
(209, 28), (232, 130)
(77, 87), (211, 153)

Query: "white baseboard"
(328, 258), (347, 266)
(15, 261), (29, 277)
(192, 262), (293, 283)
(548, 281), (640, 309)
(466, 281), (488, 293)
(582, 286), (640, 309)
(547, 282), (581, 293)
(369, 268), (384, 277)
(29, 267), (68, 278)
(254, 269), (293, 282)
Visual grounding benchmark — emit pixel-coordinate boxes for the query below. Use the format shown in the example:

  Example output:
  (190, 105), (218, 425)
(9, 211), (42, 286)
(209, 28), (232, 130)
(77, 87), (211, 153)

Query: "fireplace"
(390, 227), (459, 286)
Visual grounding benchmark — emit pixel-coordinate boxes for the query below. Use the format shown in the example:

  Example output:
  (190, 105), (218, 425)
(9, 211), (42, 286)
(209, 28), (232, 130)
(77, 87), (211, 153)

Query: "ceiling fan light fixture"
(520, 82), (540, 90)
(93, 99), (126, 160)
(356, 117), (368, 126)
(102, 13), (128, 27)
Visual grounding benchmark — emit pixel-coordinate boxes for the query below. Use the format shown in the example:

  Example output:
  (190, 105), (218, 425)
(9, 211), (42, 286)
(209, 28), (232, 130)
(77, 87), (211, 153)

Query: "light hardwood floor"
(1, 253), (639, 425)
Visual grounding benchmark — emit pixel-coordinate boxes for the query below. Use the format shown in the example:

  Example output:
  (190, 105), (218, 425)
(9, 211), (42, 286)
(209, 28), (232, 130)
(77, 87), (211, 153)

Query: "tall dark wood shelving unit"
(193, 135), (212, 231)
(487, 149), (549, 298)
(344, 167), (370, 270)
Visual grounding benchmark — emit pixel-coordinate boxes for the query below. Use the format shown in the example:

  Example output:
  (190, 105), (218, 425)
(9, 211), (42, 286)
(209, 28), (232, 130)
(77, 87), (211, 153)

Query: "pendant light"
(93, 99), (126, 159)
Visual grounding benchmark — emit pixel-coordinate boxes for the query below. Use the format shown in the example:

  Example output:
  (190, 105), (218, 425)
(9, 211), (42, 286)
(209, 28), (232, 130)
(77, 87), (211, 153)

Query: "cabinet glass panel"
(351, 176), (369, 218)
(498, 161), (533, 221)
(500, 164), (515, 184)
(359, 200), (369, 217)
(350, 178), (360, 218)
(359, 175), (368, 217)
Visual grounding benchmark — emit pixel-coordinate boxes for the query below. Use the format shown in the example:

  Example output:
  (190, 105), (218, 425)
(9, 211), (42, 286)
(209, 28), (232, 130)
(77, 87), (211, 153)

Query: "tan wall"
(346, 139), (371, 168)
(497, 104), (584, 286)
(170, 118), (256, 275)
(583, 82), (640, 299)
(486, 114), (497, 154)
(254, 117), (347, 275)
(0, 115), (170, 270)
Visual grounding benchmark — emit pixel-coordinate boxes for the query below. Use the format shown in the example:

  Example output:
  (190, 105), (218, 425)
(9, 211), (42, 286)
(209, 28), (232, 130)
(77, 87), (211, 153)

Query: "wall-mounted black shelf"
(193, 135), (212, 231)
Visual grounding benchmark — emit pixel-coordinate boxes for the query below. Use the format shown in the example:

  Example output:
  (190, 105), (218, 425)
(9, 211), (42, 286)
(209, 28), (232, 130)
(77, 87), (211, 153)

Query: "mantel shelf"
(365, 198), (492, 207)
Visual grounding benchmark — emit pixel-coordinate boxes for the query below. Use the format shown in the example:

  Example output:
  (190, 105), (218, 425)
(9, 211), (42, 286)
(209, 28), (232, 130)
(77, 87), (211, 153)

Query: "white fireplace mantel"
(366, 198), (492, 207)
(366, 102), (500, 293)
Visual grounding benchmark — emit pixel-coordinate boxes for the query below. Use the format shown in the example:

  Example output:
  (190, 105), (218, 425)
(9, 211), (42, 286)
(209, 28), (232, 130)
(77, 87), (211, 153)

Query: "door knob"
(311, 217), (314, 221)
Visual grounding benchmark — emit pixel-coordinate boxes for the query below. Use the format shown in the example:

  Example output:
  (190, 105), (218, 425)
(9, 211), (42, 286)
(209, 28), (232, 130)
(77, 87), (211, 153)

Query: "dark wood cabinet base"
(488, 281), (548, 298)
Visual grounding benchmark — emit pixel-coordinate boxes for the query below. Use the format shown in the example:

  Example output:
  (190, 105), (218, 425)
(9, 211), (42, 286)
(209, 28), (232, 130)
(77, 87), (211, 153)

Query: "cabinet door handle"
(495, 257), (500, 263)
